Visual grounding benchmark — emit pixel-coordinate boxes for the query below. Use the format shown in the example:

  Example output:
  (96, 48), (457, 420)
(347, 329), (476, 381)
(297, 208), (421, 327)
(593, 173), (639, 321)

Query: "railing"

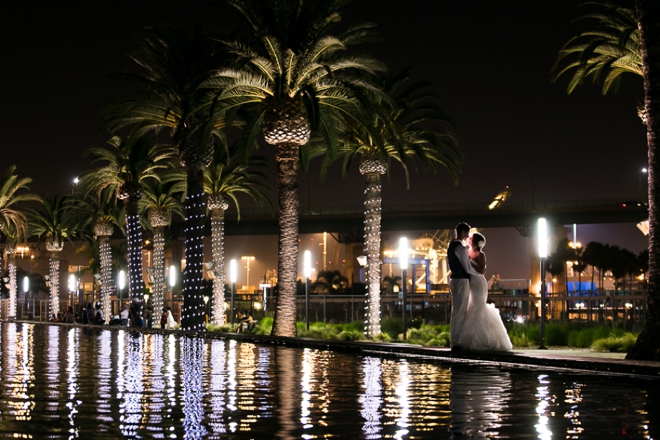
(0, 290), (647, 329)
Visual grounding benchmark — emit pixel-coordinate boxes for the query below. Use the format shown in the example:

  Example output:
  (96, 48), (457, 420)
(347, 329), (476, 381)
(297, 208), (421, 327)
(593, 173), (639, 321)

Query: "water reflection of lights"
(300, 349), (314, 430)
(165, 334), (178, 432)
(66, 327), (80, 437)
(209, 339), (228, 434)
(536, 374), (553, 440)
(394, 360), (411, 439)
(360, 356), (383, 439)
(564, 383), (584, 437)
(119, 334), (143, 437)
(96, 330), (114, 427)
(181, 337), (207, 438)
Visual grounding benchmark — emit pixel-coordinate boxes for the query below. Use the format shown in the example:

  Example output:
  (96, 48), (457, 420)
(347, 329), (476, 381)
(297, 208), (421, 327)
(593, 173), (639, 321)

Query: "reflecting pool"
(0, 322), (657, 439)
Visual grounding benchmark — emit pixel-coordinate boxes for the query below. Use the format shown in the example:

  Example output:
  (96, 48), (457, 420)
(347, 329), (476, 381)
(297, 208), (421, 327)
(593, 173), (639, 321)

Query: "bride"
(456, 232), (512, 351)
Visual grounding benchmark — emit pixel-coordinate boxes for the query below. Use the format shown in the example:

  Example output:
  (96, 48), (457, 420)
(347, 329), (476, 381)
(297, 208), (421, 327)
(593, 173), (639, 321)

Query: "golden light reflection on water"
(0, 323), (657, 439)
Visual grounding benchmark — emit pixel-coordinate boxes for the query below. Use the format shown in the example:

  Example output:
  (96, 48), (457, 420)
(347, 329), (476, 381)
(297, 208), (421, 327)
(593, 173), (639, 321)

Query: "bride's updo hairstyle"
(472, 232), (486, 250)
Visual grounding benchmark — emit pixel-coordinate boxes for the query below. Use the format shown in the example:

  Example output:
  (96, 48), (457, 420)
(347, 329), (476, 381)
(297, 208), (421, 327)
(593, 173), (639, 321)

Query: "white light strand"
(363, 173), (382, 337)
(152, 227), (165, 328)
(211, 208), (226, 326)
(182, 190), (206, 331)
(8, 258), (17, 319)
(99, 236), (113, 324)
(126, 213), (145, 303)
(49, 253), (60, 320)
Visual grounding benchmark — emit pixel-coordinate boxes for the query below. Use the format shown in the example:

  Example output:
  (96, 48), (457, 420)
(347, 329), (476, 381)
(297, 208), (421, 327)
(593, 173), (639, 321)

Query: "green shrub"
(336, 330), (365, 341)
(373, 332), (392, 342)
(510, 332), (531, 348)
(591, 333), (637, 352)
(253, 317), (273, 335)
(206, 323), (234, 333)
(423, 332), (450, 347)
(381, 317), (402, 340)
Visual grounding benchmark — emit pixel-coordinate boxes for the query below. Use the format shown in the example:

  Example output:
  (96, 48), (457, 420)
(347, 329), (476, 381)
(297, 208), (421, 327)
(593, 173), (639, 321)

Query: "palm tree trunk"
(49, 251), (61, 320)
(628, 0), (660, 360)
(211, 208), (226, 326)
(364, 172), (382, 337)
(182, 166), (206, 331)
(271, 143), (300, 337)
(152, 225), (165, 328)
(125, 197), (145, 303)
(8, 252), (16, 319)
(99, 235), (113, 325)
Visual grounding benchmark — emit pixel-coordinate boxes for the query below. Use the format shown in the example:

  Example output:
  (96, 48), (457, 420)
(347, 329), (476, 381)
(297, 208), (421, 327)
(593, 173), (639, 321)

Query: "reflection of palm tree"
(105, 25), (228, 331)
(81, 135), (173, 304)
(140, 176), (185, 328)
(330, 70), (461, 336)
(28, 195), (80, 320)
(204, 0), (385, 336)
(2, 223), (20, 319)
(204, 150), (270, 326)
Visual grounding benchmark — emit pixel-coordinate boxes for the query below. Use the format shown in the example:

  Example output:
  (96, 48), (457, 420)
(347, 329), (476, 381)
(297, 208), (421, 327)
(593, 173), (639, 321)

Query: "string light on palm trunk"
(49, 256), (60, 320)
(182, 190), (206, 331)
(363, 173), (382, 337)
(126, 214), (144, 302)
(99, 237), (113, 324)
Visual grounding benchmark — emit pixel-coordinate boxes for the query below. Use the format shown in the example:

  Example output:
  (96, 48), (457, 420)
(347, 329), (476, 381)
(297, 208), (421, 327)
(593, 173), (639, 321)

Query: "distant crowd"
(52, 302), (178, 329)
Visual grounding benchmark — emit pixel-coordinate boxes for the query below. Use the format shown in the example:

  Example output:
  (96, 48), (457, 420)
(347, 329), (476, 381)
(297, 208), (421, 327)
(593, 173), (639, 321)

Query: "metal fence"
(0, 290), (647, 328)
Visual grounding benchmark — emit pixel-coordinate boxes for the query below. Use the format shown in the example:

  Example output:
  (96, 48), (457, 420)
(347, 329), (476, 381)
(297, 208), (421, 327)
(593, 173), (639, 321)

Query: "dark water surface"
(0, 323), (656, 439)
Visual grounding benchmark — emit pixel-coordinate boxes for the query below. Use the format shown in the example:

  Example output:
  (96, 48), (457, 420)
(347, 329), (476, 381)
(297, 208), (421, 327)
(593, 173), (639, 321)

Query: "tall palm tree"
(2, 223), (21, 320)
(104, 24), (230, 331)
(554, 0), (660, 360)
(140, 176), (185, 328)
(204, 149), (271, 326)
(80, 135), (173, 306)
(327, 69), (462, 337)
(205, 0), (387, 336)
(28, 195), (81, 321)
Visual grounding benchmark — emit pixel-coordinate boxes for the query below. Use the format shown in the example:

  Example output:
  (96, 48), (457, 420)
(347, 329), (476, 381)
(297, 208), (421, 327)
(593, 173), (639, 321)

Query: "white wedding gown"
(456, 274), (512, 351)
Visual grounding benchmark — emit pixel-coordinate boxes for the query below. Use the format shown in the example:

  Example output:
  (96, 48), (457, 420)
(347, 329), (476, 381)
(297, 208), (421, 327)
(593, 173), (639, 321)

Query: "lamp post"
(230, 259), (237, 325)
(203, 295), (209, 322)
(399, 237), (409, 340)
(304, 250), (312, 330)
(168, 265), (176, 313)
(23, 276), (29, 314)
(538, 218), (548, 350)
(118, 269), (126, 309)
(68, 274), (77, 310)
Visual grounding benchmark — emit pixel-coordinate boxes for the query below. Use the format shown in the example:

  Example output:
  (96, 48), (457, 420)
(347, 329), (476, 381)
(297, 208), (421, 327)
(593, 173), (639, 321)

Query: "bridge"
(171, 199), (649, 238)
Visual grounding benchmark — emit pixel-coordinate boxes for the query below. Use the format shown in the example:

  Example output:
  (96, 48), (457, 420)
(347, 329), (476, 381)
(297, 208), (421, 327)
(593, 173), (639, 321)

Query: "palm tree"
(140, 176), (185, 328)
(552, 0), (644, 120)
(104, 24), (229, 331)
(0, 166), (39, 320)
(80, 135), (173, 306)
(0, 165), (40, 243)
(327, 69), (462, 337)
(28, 195), (80, 321)
(205, 0), (387, 336)
(69, 194), (124, 324)
(204, 150), (270, 326)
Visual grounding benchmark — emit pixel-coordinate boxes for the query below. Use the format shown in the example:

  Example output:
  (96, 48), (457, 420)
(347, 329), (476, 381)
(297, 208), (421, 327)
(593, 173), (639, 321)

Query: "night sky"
(0, 1), (649, 280)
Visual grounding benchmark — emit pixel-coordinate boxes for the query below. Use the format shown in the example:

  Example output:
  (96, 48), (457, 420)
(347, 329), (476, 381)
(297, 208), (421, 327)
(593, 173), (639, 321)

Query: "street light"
(304, 250), (312, 330)
(241, 256), (255, 289)
(117, 270), (126, 305)
(168, 265), (176, 312)
(68, 273), (77, 309)
(399, 237), (409, 340)
(230, 259), (237, 325)
(538, 218), (548, 350)
(203, 295), (210, 322)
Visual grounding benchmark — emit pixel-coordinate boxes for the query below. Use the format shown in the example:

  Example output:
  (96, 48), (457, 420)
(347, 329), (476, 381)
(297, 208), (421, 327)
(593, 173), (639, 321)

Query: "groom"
(447, 222), (480, 350)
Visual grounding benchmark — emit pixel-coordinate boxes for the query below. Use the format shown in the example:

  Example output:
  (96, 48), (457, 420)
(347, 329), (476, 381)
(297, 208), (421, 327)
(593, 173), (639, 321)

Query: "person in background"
(129, 302), (144, 327)
(162, 306), (177, 329)
(120, 303), (129, 326)
(144, 307), (153, 328)
(94, 303), (104, 324)
(83, 303), (94, 324)
(64, 307), (75, 324)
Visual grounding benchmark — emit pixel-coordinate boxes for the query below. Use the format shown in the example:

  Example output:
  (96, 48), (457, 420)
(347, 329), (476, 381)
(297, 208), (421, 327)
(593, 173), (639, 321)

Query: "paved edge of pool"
(6, 320), (660, 379)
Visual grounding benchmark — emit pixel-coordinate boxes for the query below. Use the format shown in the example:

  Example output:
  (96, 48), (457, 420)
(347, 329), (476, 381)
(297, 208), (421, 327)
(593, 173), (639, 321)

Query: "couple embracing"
(447, 222), (512, 352)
